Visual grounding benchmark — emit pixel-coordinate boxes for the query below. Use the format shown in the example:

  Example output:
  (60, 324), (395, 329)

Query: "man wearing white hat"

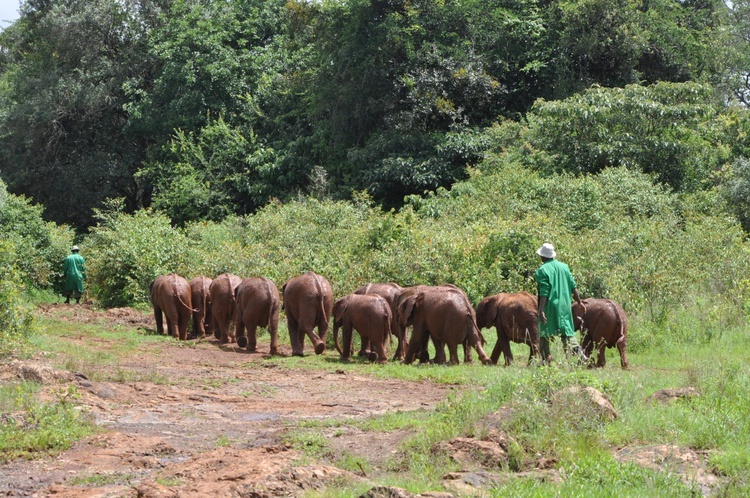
(534, 242), (585, 363)
(63, 245), (86, 304)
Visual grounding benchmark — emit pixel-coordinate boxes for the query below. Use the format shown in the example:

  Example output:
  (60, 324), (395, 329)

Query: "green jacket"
(535, 259), (577, 338)
(63, 253), (86, 293)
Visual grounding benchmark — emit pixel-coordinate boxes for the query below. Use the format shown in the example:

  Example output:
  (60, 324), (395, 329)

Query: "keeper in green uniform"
(63, 245), (86, 304)
(534, 242), (586, 363)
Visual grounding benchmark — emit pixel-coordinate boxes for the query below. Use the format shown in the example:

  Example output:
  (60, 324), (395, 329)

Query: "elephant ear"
(333, 298), (348, 325)
(476, 297), (498, 329)
(398, 294), (418, 327)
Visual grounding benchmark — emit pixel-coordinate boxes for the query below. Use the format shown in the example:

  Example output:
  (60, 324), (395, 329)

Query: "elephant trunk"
(333, 322), (342, 354)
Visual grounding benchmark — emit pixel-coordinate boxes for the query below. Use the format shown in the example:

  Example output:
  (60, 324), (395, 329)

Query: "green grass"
(0, 383), (95, 462)
(68, 472), (134, 486)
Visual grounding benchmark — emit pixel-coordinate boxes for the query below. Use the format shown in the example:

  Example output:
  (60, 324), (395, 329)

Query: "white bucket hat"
(536, 243), (556, 259)
(72, 245), (79, 252)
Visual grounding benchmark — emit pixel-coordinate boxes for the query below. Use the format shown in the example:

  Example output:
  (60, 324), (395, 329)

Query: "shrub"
(84, 204), (193, 308)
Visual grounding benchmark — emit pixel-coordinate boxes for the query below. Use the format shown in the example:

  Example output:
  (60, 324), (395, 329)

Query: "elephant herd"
(149, 271), (629, 369)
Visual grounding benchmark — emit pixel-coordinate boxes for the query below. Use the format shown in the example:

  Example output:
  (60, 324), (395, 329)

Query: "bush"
(0, 180), (75, 292)
(85, 205), (193, 308)
(0, 241), (35, 358)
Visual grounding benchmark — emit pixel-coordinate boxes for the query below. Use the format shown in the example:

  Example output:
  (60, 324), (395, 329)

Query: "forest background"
(1, 0), (750, 494)
(0, 0), (750, 314)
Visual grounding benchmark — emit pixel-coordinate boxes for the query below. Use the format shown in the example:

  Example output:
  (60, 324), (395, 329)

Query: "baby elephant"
(333, 293), (392, 363)
(572, 298), (629, 369)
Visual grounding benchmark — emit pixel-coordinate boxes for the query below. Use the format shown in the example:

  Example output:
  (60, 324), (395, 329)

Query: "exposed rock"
(10, 360), (74, 384)
(135, 482), (179, 498)
(615, 445), (721, 496)
(551, 386), (617, 421)
(359, 486), (454, 498)
(647, 387), (700, 404)
(431, 433), (509, 468)
(360, 486), (414, 498)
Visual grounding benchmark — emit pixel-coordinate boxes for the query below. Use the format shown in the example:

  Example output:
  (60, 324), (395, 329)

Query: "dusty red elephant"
(282, 271), (333, 356)
(572, 298), (629, 369)
(476, 291), (539, 365)
(333, 293), (392, 363)
(397, 285), (491, 365)
(353, 282), (405, 360)
(234, 277), (281, 354)
(189, 276), (212, 338)
(150, 274), (193, 340)
(210, 273), (242, 344)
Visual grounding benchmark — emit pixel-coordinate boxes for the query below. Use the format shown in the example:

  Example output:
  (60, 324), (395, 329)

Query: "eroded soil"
(0, 304), (450, 497)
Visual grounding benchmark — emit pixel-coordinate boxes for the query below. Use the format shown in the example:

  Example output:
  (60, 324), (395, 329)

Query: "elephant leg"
(403, 326), (425, 364)
(392, 325), (406, 361)
(500, 333), (514, 366)
(269, 309), (280, 355)
(447, 343), (460, 365)
(432, 337), (446, 364)
(463, 339), (473, 364)
(166, 316), (178, 339)
(212, 315), (221, 340)
(246, 324), (258, 352)
(417, 333), (431, 364)
(342, 326), (353, 361)
(298, 309), (325, 355)
(616, 336), (629, 370)
(154, 306), (164, 335)
(288, 314), (303, 356)
(234, 316), (247, 348)
(358, 337), (370, 357)
(489, 333), (503, 365)
(371, 332), (388, 364)
(596, 339), (607, 367)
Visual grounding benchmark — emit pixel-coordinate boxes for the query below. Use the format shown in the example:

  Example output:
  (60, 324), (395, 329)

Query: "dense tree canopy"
(0, 0), (747, 229)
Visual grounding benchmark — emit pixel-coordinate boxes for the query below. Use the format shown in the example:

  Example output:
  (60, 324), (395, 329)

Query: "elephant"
(282, 271), (333, 356)
(397, 285), (491, 365)
(150, 274), (193, 340)
(396, 284), (482, 364)
(209, 273), (242, 344)
(189, 276), (213, 338)
(233, 277), (281, 354)
(333, 293), (392, 363)
(476, 291), (540, 366)
(353, 282), (405, 360)
(572, 298), (629, 369)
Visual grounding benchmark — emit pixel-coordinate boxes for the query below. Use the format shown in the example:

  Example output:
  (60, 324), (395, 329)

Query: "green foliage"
(524, 82), (723, 191)
(0, 0), (153, 228)
(722, 157), (750, 231)
(0, 241), (35, 358)
(0, 180), (75, 291)
(85, 202), (193, 307)
(0, 383), (94, 462)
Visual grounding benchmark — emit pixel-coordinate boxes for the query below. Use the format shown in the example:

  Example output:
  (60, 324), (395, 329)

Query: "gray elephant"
(333, 293), (392, 363)
(282, 271), (333, 356)
(234, 277), (281, 354)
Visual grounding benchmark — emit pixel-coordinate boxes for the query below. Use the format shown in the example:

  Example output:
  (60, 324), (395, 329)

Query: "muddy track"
(0, 305), (452, 497)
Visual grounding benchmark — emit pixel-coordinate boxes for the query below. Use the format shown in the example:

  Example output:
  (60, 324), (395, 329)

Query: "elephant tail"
(264, 278), (278, 325)
(312, 273), (329, 324)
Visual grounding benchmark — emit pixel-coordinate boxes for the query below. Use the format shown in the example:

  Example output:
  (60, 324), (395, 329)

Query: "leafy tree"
(0, 0), (160, 228)
(524, 82), (723, 191)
